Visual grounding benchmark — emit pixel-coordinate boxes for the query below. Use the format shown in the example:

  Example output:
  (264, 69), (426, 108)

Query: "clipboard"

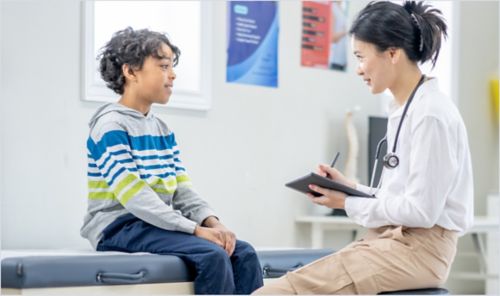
(285, 172), (375, 198)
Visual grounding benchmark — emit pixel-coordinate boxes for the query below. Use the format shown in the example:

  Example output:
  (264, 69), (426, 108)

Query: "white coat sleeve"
(356, 183), (375, 195)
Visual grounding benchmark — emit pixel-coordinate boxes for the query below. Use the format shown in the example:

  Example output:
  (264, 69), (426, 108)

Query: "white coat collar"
(388, 77), (439, 119)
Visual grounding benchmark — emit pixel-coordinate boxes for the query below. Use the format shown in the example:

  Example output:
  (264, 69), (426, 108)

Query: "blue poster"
(226, 1), (279, 88)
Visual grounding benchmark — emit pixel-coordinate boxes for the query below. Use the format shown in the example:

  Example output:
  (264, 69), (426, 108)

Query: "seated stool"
(379, 287), (449, 295)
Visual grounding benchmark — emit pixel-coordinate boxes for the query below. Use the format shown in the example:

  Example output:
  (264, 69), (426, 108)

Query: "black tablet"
(285, 172), (375, 198)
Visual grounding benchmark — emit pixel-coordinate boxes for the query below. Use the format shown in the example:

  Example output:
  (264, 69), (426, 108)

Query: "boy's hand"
(211, 224), (236, 256)
(194, 222), (236, 256)
(194, 226), (226, 249)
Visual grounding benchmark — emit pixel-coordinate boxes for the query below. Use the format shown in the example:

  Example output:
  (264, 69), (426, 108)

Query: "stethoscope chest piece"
(383, 152), (399, 169)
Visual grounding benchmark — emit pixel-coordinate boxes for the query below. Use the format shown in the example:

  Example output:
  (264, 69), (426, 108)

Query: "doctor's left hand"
(307, 184), (347, 209)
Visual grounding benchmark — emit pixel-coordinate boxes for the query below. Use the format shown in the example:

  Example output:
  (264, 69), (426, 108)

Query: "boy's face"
(134, 43), (176, 105)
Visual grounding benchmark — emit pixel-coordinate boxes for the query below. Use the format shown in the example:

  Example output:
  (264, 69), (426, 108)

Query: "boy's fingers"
(227, 238), (236, 256)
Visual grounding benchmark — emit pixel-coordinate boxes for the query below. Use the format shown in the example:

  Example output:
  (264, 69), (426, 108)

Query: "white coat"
(346, 78), (474, 236)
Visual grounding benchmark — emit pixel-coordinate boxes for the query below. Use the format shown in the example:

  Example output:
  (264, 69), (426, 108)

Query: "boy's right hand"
(194, 226), (227, 251)
(317, 163), (356, 189)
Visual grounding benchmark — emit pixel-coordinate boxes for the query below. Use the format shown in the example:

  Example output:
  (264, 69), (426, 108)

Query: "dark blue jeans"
(97, 213), (263, 294)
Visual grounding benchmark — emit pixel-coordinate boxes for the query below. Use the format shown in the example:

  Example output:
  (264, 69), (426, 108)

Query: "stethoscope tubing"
(368, 75), (426, 193)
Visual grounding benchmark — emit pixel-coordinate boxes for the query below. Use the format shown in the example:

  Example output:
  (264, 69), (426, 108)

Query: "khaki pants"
(254, 225), (458, 294)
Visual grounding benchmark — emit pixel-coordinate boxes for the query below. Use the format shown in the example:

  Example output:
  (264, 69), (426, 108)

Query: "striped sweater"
(80, 103), (216, 249)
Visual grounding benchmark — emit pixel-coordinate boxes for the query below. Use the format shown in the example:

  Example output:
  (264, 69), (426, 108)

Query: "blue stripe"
(97, 150), (130, 171)
(102, 158), (138, 180)
(89, 163), (97, 168)
(99, 156), (134, 172)
(89, 164), (182, 179)
(109, 167), (127, 186)
(132, 154), (175, 161)
(89, 131), (178, 161)
(102, 161), (119, 179)
(128, 133), (177, 151)
(137, 163), (176, 170)
(140, 171), (177, 179)
(87, 131), (130, 160)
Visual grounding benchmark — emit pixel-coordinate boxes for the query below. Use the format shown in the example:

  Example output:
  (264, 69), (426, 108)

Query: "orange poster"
(301, 1), (348, 71)
(301, 1), (332, 68)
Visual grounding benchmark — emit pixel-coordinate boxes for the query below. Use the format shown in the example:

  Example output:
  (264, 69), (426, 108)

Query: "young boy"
(80, 27), (263, 294)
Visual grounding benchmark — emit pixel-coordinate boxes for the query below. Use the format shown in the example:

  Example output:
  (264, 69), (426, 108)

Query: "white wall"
(0, 0), (378, 250)
(448, 3), (499, 294)
(457, 1), (499, 215)
(1, 0), (92, 249)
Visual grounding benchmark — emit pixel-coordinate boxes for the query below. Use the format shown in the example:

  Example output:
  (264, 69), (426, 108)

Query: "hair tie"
(411, 13), (424, 53)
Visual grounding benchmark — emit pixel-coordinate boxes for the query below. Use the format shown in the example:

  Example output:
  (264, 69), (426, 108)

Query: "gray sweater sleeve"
(173, 185), (217, 225)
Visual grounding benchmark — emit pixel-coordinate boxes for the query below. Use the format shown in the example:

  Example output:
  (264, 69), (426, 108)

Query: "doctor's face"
(352, 37), (394, 94)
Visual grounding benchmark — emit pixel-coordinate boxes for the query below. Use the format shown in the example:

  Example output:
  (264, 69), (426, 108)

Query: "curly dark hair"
(98, 27), (181, 95)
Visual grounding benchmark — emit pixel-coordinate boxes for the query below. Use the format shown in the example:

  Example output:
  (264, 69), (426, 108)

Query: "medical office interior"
(0, 0), (499, 295)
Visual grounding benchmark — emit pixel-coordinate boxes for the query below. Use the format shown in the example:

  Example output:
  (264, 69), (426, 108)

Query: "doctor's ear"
(387, 47), (401, 64)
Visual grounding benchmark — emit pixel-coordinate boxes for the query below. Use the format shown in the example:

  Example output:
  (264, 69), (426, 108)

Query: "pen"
(330, 152), (340, 168)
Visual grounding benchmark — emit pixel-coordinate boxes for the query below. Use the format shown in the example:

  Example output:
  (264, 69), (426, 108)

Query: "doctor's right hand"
(317, 163), (356, 189)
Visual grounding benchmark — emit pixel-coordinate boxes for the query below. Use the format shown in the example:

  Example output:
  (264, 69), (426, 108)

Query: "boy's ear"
(122, 64), (137, 82)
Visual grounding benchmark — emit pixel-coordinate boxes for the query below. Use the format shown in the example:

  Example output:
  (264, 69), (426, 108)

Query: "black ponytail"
(350, 1), (447, 68)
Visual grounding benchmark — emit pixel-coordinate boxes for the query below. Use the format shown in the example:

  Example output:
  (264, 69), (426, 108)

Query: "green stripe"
(121, 181), (146, 204)
(149, 178), (163, 187)
(88, 191), (115, 200)
(162, 177), (177, 188)
(114, 174), (137, 197)
(176, 175), (191, 183)
(88, 181), (109, 189)
(153, 187), (175, 194)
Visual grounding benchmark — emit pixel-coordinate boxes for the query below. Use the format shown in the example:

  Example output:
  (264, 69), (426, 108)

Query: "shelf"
(449, 272), (499, 280)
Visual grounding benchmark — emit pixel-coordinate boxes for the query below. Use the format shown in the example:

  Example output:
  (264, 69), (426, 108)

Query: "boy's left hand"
(307, 184), (347, 209)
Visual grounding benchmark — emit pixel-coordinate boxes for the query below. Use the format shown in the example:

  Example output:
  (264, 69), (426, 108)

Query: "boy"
(80, 27), (263, 294)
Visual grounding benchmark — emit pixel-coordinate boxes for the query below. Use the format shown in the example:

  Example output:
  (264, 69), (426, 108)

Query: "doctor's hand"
(307, 184), (347, 209)
(317, 164), (356, 189)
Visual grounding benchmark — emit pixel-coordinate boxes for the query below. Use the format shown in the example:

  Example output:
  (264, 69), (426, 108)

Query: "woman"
(254, 1), (473, 294)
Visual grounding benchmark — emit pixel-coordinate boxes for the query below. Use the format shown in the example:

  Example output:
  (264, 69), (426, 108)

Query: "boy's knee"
(206, 245), (231, 264)
(236, 240), (258, 256)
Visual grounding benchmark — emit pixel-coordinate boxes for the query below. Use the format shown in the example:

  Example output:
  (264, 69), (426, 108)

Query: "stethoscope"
(369, 75), (426, 191)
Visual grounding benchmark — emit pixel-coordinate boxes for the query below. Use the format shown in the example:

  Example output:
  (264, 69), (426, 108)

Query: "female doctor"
(254, 1), (473, 294)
